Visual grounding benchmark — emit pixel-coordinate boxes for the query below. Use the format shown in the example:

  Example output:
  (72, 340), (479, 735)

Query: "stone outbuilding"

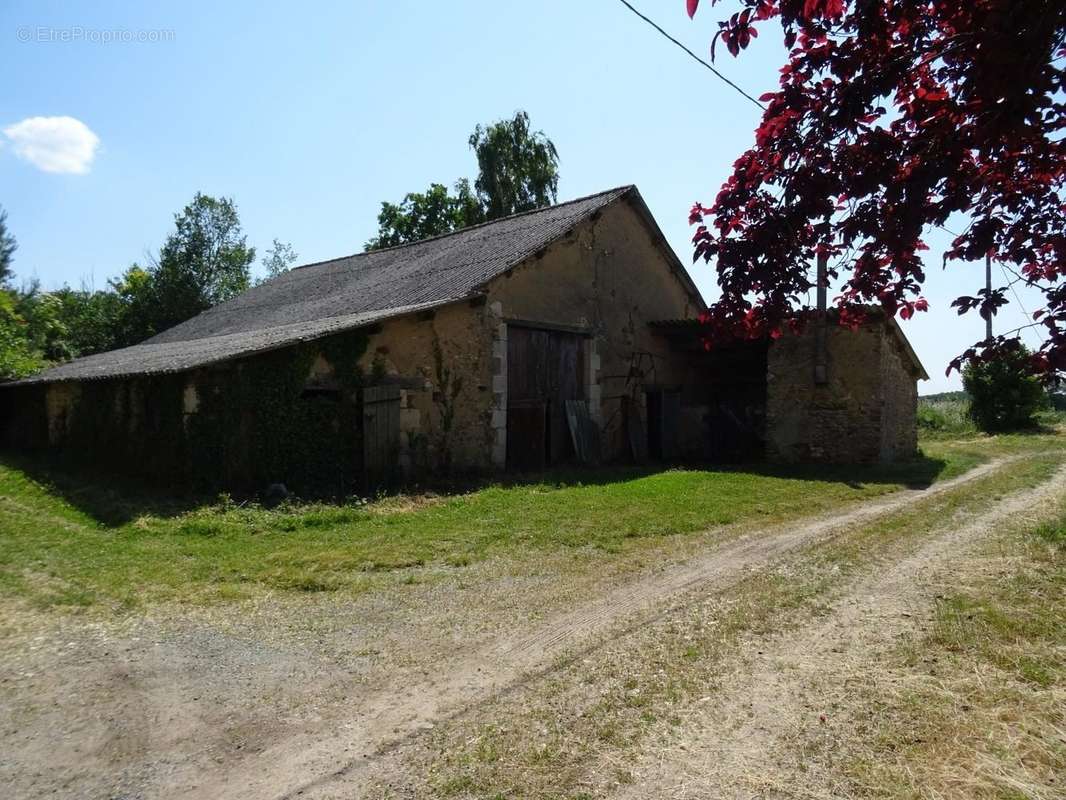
(0, 186), (927, 492)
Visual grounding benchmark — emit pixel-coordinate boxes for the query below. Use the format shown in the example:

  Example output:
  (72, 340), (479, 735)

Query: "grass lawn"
(0, 431), (1052, 611)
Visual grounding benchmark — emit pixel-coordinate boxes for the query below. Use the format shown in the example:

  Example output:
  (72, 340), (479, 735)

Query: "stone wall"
(356, 299), (495, 474)
(485, 196), (704, 461)
(766, 321), (918, 464)
(879, 327), (920, 461)
(0, 384), (48, 450)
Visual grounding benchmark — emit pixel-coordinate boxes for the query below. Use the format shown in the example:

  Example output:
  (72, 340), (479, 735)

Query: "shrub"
(962, 345), (1049, 432)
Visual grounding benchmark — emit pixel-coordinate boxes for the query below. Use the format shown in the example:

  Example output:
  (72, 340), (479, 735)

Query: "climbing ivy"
(63, 374), (186, 482)
(186, 329), (370, 495)
(431, 332), (464, 472)
(58, 328), (370, 496)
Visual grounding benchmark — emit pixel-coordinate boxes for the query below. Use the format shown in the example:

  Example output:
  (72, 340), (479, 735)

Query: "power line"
(940, 224), (1045, 347)
(615, 0), (767, 112)
(998, 260), (1046, 347)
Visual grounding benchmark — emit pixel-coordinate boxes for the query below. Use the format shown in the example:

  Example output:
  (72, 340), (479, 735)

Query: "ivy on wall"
(63, 374), (187, 482)
(58, 329), (370, 496)
(187, 329), (370, 495)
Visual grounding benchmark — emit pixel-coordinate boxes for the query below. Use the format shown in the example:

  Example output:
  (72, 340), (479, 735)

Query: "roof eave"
(0, 296), (477, 388)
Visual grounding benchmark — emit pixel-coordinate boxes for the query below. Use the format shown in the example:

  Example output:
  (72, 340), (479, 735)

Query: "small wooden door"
(362, 385), (401, 489)
(506, 326), (586, 470)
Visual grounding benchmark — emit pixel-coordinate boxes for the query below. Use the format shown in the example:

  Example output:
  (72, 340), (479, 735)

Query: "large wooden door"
(362, 385), (401, 489)
(506, 326), (586, 470)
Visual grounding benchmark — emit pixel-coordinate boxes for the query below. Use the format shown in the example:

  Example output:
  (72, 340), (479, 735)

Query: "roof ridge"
(289, 184), (635, 273)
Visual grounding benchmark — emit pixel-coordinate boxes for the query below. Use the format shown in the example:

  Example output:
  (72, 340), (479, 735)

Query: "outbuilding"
(0, 186), (927, 492)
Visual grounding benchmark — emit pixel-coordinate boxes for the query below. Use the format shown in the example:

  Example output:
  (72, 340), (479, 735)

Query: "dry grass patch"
(845, 508), (1066, 800)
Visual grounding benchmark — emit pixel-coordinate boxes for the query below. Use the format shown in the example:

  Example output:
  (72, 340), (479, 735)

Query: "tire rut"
(172, 456), (1018, 800)
(613, 463), (1066, 799)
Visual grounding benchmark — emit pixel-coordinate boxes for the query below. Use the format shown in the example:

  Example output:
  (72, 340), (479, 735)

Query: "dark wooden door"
(506, 326), (585, 470)
(506, 399), (547, 472)
(647, 389), (681, 462)
(362, 385), (401, 489)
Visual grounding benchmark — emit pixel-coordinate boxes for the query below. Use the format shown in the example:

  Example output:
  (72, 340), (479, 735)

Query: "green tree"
(0, 206), (16, 287)
(469, 111), (559, 219)
(138, 193), (255, 339)
(0, 214), (44, 380)
(108, 264), (159, 347)
(365, 182), (480, 251)
(366, 111), (559, 251)
(962, 344), (1049, 432)
(261, 238), (299, 279)
(0, 292), (43, 379)
(3, 280), (125, 364)
(49, 286), (125, 358)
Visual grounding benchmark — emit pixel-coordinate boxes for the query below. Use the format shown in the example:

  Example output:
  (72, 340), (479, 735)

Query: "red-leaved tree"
(685, 0), (1065, 378)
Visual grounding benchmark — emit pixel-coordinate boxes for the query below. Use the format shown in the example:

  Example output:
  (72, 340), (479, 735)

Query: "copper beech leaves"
(686, 0), (1066, 380)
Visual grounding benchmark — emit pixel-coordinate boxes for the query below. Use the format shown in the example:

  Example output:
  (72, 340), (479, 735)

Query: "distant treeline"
(0, 196), (297, 380)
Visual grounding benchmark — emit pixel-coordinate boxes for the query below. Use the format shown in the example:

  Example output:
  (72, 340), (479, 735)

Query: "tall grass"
(917, 396), (978, 438)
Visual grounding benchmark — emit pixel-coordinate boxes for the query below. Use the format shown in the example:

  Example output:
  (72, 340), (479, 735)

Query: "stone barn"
(0, 185), (927, 493)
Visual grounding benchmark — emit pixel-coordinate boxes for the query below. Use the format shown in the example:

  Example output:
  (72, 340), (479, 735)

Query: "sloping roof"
(13, 302), (455, 384)
(12, 185), (687, 386)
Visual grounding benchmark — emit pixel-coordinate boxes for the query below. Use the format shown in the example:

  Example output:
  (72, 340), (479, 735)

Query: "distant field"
(918, 390), (1065, 438)
(917, 394), (978, 438)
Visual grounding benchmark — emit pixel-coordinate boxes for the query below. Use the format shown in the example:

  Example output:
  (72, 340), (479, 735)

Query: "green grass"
(846, 497), (1066, 799)
(419, 444), (1066, 800)
(918, 392), (1066, 440)
(0, 430), (1051, 611)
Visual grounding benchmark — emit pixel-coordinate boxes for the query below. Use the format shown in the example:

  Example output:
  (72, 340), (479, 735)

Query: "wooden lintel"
(503, 318), (593, 338)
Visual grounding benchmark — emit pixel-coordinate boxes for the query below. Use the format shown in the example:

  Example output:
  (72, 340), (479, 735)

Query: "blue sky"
(1, 0), (1046, 392)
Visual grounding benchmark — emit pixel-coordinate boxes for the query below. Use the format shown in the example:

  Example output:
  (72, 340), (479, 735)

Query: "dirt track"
(0, 455), (1050, 800)
(615, 463), (1066, 799)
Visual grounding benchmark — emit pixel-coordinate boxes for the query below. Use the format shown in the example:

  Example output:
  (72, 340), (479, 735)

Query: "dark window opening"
(300, 387), (342, 401)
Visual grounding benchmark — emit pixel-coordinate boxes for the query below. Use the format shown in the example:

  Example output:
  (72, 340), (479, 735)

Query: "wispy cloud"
(3, 116), (100, 174)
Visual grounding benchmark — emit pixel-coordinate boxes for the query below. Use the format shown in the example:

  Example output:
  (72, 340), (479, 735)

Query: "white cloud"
(2, 116), (100, 174)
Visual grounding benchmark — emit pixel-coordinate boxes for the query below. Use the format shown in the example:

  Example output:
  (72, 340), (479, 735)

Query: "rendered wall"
(356, 299), (496, 474)
(485, 197), (704, 461)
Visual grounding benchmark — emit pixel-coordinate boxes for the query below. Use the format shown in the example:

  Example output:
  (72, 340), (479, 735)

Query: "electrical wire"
(614, 0), (767, 112)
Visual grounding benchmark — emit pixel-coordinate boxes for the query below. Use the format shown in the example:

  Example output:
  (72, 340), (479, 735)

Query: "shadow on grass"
(0, 448), (950, 529)
(0, 451), (214, 527)
(488, 453), (950, 494)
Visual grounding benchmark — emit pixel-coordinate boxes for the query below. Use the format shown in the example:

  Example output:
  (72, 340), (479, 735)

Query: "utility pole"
(814, 250), (828, 384)
(985, 253), (993, 342)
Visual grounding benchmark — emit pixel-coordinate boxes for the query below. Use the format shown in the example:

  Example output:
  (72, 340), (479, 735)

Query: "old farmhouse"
(0, 186), (927, 493)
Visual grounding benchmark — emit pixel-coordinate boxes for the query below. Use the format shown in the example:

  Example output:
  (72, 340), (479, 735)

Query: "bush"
(962, 345), (1049, 432)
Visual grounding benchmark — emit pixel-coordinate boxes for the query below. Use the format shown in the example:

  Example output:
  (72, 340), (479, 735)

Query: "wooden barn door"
(506, 326), (585, 471)
(362, 385), (401, 489)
